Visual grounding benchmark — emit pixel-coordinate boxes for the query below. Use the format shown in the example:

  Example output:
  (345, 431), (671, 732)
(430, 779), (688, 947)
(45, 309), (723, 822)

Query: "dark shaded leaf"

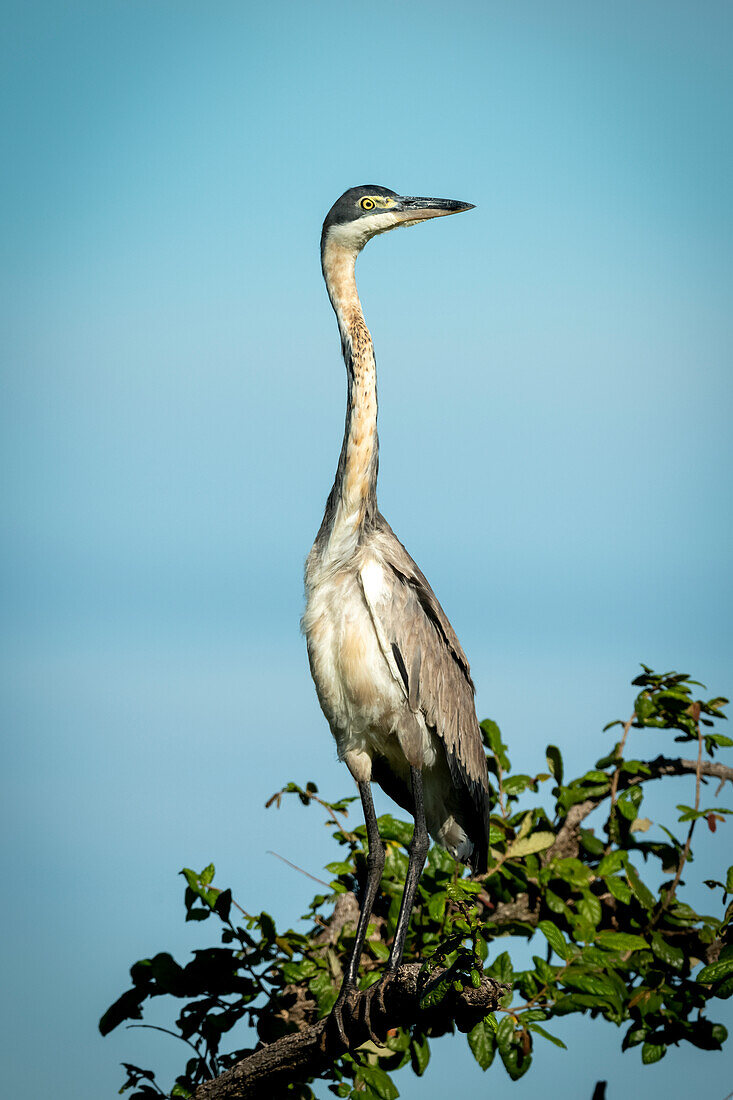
(467, 1017), (496, 1070)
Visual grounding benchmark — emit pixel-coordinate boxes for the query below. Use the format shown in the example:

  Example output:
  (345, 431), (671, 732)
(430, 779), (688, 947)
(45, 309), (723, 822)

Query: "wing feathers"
(408, 643), (421, 713)
(362, 515), (490, 870)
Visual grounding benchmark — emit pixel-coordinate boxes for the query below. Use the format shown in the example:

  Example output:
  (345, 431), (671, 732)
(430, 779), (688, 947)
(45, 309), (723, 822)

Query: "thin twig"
(228, 895), (251, 919)
(654, 707), (703, 922)
(267, 850), (332, 889)
(604, 711), (636, 853)
(516, 959), (573, 1013)
(127, 1024), (211, 1076)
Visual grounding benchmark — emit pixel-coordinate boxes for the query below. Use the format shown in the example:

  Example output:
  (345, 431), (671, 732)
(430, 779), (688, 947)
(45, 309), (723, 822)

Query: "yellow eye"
(360, 197), (375, 210)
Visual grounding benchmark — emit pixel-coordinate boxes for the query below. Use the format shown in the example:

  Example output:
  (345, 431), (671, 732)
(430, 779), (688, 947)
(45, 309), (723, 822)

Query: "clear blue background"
(2, 1), (732, 1097)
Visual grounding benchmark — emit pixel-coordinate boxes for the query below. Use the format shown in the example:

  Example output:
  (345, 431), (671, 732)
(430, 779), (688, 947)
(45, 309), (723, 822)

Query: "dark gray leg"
(330, 780), (385, 1043)
(387, 765), (429, 969)
(343, 780), (386, 986)
(360, 766), (430, 1041)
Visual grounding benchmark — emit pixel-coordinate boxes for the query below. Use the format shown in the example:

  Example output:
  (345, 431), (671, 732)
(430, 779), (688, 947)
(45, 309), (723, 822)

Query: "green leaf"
(532, 956), (557, 984)
(605, 875), (632, 904)
(309, 969), (337, 1016)
(378, 815), (414, 845)
(527, 1023), (567, 1049)
(579, 828), (605, 856)
(546, 745), (563, 786)
(507, 832), (555, 859)
(727, 865), (733, 893)
(213, 889), (232, 922)
(427, 892), (446, 922)
(596, 931), (647, 953)
(467, 1017), (496, 1070)
(409, 1034), (430, 1076)
(635, 693), (656, 722)
(538, 920), (572, 961)
(641, 1042), (666, 1064)
(257, 913), (276, 944)
(358, 1065), (399, 1100)
(324, 861), (353, 875)
(561, 969), (622, 1001)
(577, 893), (602, 930)
(488, 951), (514, 984)
(99, 988), (147, 1036)
(550, 857), (593, 888)
(650, 931), (684, 970)
(677, 803), (732, 823)
(545, 888), (571, 917)
(617, 787), (643, 821)
(626, 863), (656, 910)
(504, 774), (534, 796)
(419, 975), (451, 1009)
(496, 1016), (531, 1080)
(598, 850), (625, 876)
(495, 1014), (515, 1050)
(281, 959), (318, 983)
(697, 958), (733, 984)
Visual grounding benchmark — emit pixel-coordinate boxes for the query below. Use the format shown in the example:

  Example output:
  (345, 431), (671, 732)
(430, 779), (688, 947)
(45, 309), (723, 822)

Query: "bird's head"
(321, 185), (474, 258)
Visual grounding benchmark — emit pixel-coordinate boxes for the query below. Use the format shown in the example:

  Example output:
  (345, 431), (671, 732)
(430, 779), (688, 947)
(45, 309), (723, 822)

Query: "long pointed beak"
(395, 195), (475, 226)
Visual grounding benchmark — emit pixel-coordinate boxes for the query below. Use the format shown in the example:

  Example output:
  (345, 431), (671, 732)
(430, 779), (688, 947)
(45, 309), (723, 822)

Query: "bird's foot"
(361, 970), (393, 1044)
(322, 983), (359, 1051)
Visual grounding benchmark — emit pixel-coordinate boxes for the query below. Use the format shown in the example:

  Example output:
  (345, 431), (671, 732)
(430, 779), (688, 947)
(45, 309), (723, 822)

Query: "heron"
(302, 185), (490, 1040)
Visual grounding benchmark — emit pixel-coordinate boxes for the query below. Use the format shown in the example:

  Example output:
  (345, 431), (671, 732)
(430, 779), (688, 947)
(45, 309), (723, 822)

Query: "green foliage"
(102, 669), (732, 1097)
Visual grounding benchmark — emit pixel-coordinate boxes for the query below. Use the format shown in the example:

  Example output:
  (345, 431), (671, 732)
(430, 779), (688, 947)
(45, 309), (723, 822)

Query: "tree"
(101, 667), (733, 1099)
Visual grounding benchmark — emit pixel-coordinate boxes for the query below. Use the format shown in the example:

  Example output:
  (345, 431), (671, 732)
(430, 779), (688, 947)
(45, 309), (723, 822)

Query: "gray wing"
(364, 514), (490, 868)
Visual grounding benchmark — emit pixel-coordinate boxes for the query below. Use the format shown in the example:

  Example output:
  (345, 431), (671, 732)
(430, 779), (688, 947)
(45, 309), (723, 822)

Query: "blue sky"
(2, 2), (732, 1097)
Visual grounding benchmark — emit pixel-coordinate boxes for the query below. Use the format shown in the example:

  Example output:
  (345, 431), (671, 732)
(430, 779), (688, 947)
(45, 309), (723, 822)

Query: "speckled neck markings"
(318, 233), (380, 562)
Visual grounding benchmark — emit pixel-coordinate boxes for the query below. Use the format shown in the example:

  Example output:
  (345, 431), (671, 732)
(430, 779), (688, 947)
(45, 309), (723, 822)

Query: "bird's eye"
(360, 197), (376, 211)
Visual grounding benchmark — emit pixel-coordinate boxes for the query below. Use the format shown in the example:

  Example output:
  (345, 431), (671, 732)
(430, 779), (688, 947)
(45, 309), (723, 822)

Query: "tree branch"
(192, 965), (506, 1100)
(484, 754), (733, 935)
(191, 754), (731, 1099)
(546, 755), (733, 863)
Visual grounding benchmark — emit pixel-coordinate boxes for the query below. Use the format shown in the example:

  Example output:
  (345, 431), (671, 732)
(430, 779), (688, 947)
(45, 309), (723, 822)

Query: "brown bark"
(193, 964), (505, 1100)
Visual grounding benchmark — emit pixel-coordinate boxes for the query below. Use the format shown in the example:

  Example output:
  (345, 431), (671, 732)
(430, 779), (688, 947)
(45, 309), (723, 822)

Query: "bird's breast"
(302, 555), (403, 747)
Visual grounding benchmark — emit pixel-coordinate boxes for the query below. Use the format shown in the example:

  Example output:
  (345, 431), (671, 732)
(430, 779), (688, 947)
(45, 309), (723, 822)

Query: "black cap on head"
(322, 185), (399, 232)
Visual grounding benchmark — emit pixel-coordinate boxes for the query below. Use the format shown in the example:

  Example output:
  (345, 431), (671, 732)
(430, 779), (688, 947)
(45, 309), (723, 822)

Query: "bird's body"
(303, 186), (489, 1034)
(304, 517), (484, 864)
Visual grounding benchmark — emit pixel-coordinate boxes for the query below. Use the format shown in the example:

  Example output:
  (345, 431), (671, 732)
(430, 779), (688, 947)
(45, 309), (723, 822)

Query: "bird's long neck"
(320, 236), (379, 556)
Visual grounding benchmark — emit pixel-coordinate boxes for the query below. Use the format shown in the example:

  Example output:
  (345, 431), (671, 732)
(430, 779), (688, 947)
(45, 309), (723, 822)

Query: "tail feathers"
(443, 744), (491, 875)
(369, 751), (490, 874)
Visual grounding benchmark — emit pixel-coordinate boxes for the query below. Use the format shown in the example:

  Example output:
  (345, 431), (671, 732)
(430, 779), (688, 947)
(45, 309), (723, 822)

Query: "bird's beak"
(394, 195), (475, 227)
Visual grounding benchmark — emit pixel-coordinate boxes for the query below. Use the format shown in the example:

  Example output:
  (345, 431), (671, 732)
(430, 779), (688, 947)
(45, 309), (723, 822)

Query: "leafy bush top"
(102, 668), (732, 1099)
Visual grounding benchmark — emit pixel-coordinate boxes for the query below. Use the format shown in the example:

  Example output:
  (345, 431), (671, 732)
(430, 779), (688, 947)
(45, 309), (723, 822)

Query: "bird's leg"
(329, 779), (385, 1046)
(363, 765), (429, 1039)
(388, 765), (429, 968)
